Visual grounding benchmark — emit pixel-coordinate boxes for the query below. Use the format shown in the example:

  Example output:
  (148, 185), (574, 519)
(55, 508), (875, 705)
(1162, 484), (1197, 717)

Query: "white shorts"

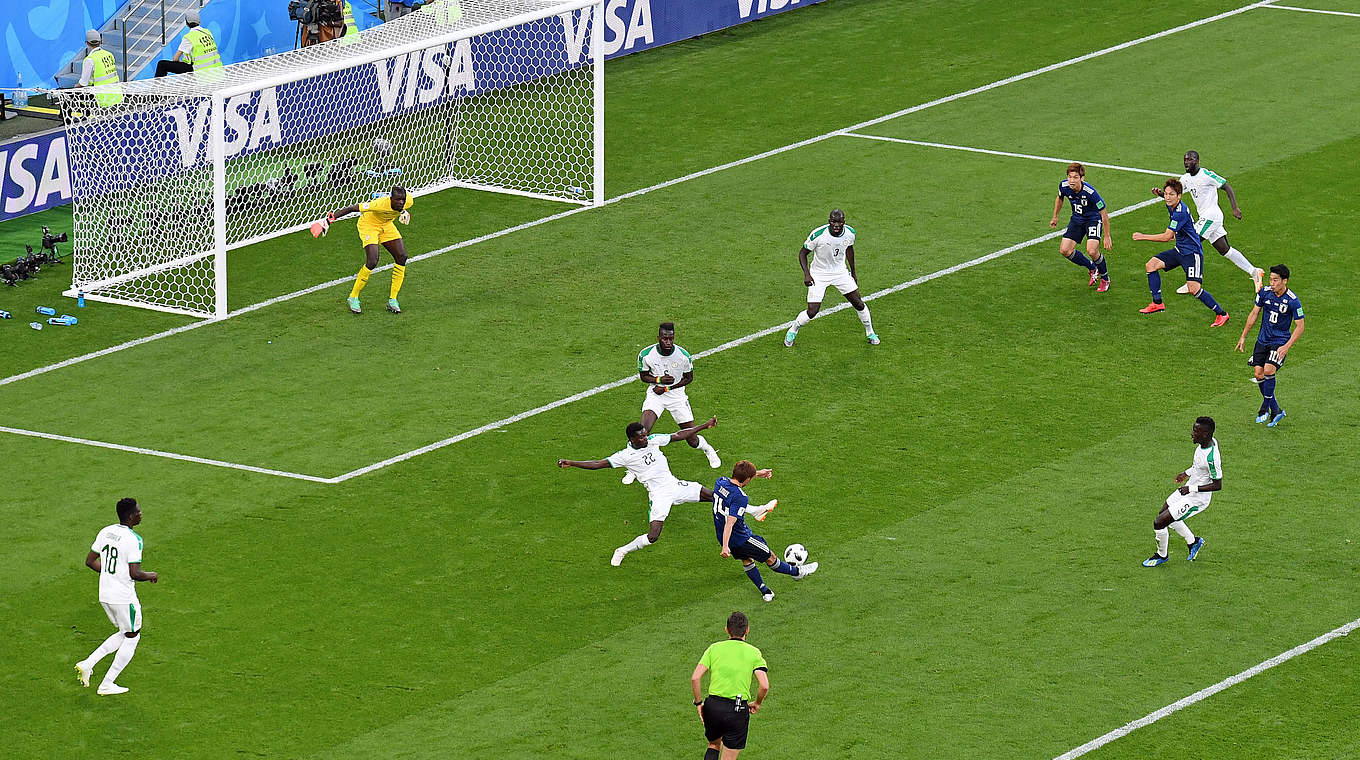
(1166, 490), (1211, 521)
(807, 270), (858, 302)
(641, 390), (694, 423)
(646, 477), (703, 522)
(1195, 212), (1227, 245)
(101, 600), (143, 633)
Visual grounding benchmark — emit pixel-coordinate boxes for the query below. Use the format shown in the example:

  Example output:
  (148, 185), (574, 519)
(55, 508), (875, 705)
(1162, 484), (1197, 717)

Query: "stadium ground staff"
(78, 30), (122, 107)
(156, 11), (221, 77)
(691, 611), (769, 760)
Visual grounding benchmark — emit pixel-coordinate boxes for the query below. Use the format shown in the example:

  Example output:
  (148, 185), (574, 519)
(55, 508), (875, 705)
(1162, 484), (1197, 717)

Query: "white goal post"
(52, 0), (604, 318)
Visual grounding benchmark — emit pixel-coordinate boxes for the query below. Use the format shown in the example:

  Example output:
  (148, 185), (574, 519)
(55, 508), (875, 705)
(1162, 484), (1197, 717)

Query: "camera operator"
(291, 0), (346, 48)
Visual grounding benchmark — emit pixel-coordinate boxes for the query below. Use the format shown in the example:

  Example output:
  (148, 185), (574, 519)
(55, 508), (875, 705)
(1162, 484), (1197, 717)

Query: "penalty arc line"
(329, 195), (1165, 483)
(0, 425), (331, 483)
(1054, 614), (1360, 759)
(0, 0), (1272, 390)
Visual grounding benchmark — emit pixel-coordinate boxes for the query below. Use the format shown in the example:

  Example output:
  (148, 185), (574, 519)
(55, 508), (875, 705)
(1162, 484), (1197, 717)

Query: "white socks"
(1170, 520), (1195, 545)
(83, 631), (125, 669)
(695, 435), (715, 455)
(1155, 528), (1169, 557)
(856, 304), (874, 335)
(1223, 247), (1255, 275)
(618, 534), (653, 556)
(793, 310), (812, 329)
(101, 635), (140, 687)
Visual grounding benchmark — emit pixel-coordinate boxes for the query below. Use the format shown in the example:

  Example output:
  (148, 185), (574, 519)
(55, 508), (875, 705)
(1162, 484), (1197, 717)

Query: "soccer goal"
(51, 0), (604, 318)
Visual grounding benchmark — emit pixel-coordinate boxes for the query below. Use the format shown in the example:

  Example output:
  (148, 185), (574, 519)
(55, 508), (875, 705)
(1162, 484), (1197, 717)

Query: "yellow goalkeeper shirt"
(358, 194), (414, 226)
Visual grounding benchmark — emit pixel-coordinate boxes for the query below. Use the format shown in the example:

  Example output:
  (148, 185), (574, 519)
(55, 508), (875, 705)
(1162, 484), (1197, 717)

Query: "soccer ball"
(373, 138), (393, 158)
(784, 543), (808, 566)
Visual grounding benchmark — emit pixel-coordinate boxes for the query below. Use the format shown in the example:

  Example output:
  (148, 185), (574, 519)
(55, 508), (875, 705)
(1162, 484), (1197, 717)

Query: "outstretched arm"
(1133, 227), (1175, 243)
(331, 204), (361, 219)
(1222, 183), (1242, 219)
(557, 458), (611, 470)
(669, 416), (716, 444)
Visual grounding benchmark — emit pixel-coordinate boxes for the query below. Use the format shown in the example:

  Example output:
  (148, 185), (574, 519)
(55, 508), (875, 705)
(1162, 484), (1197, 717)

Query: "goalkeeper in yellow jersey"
(327, 185), (413, 314)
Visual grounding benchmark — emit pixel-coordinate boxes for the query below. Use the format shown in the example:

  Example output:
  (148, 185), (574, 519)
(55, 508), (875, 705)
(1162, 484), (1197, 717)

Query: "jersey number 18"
(101, 544), (119, 574)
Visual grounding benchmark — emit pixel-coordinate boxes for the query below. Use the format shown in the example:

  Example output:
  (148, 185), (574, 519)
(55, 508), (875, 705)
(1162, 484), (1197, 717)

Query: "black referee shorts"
(702, 695), (751, 749)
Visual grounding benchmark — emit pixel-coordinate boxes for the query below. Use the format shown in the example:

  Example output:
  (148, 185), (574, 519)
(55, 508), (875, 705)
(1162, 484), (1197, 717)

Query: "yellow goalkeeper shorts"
(357, 220), (401, 246)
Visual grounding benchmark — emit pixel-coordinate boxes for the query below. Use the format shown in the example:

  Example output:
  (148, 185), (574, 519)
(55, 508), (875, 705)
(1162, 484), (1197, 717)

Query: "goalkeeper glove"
(398, 210), (411, 225)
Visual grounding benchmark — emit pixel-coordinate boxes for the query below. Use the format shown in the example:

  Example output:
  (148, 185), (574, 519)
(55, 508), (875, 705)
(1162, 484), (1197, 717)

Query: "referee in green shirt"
(690, 611), (769, 759)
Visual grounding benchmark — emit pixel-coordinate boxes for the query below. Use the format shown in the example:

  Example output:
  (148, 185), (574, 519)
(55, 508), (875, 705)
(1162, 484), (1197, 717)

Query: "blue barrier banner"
(592, 0), (828, 58)
(0, 127), (72, 221)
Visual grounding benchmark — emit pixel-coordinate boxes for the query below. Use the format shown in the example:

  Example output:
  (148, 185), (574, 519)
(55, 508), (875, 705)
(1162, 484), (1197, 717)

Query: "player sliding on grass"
(784, 209), (879, 347)
(1155, 150), (1264, 294)
(558, 417), (770, 567)
(323, 185), (413, 315)
(1049, 162), (1113, 291)
(1142, 416), (1219, 567)
(1133, 178), (1229, 326)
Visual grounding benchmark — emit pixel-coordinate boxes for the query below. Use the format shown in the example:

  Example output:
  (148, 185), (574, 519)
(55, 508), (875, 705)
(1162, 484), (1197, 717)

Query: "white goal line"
(0, 0), (1274, 391)
(1263, 4), (1360, 18)
(840, 133), (1172, 177)
(1055, 614), (1360, 758)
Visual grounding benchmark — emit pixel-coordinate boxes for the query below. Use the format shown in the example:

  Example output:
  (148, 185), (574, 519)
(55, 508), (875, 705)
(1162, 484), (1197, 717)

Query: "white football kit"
(803, 224), (858, 301)
(1180, 169), (1229, 243)
(1167, 437), (1222, 521)
(636, 343), (695, 422)
(608, 434), (703, 521)
(90, 523), (145, 633)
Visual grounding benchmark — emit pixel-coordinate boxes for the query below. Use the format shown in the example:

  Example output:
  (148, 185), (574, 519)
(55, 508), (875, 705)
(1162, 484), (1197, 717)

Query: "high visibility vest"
(422, 0), (463, 26)
(88, 48), (123, 107)
(185, 27), (222, 69)
(341, 0), (360, 46)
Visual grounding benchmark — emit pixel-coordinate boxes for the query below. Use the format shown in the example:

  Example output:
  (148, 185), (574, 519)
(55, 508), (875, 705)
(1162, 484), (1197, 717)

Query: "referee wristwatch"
(694, 699), (704, 705)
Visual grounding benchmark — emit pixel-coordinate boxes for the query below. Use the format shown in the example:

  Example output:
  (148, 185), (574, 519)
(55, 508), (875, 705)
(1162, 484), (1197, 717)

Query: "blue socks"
(1195, 288), (1226, 314)
(1094, 254), (1108, 279)
(771, 559), (799, 577)
(744, 563), (769, 593)
(1147, 271), (1162, 302)
(1261, 376), (1280, 414)
(1069, 251), (1094, 269)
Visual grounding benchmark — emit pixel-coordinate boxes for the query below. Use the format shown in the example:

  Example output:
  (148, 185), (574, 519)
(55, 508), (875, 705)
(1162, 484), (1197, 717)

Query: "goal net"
(52, 0), (603, 318)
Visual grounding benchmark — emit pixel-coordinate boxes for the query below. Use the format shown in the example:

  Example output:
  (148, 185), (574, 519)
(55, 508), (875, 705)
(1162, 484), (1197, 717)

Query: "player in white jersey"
(784, 209), (880, 347)
(1143, 417), (1220, 567)
(624, 322), (720, 485)
(559, 417), (765, 566)
(1153, 151), (1264, 294)
(75, 498), (159, 695)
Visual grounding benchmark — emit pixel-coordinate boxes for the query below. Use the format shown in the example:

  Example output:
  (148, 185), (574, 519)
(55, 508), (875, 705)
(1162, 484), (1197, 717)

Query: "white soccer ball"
(373, 138), (393, 158)
(784, 543), (808, 566)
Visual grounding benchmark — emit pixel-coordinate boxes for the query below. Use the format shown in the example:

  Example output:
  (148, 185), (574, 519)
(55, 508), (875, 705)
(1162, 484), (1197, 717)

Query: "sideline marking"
(0, 0), (1272, 389)
(1054, 615), (1360, 759)
(840, 133), (1171, 176)
(0, 425), (330, 483)
(1263, 4), (1360, 17)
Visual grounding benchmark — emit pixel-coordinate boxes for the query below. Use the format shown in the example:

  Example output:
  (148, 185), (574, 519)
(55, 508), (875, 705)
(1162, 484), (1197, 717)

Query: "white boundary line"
(328, 195), (1164, 483)
(1263, 4), (1360, 17)
(0, 0), (1272, 390)
(841, 133), (1172, 177)
(0, 425), (330, 483)
(1055, 614), (1360, 759)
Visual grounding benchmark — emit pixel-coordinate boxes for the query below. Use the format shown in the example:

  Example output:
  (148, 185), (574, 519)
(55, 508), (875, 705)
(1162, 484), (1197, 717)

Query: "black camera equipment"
(40, 226), (68, 263)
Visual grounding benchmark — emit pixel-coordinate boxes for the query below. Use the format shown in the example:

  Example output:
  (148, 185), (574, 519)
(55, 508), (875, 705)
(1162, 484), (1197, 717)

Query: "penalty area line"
(330, 195), (1165, 483)
(0, 0), (1269, 390)
(1054, 614), (1360, 759)
(0, 425), (331, 483)
(839, 133), (1173, 177)
(1262, 4), (1360, 18)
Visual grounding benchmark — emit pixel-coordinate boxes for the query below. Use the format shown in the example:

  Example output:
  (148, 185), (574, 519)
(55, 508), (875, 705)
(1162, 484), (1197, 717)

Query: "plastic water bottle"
(77, 289), (85, 308)
(29, 321), (42, 330)
(0, 310), (11, 319)
(60, 314), (78, 324)
(14, 75), (27, 108)
(47, 316), (76, 326)
(35, 305), (55, 315)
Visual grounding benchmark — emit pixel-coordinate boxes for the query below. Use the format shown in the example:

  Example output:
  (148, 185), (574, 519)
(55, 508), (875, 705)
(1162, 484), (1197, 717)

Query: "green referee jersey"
(700, 639), (768, 700)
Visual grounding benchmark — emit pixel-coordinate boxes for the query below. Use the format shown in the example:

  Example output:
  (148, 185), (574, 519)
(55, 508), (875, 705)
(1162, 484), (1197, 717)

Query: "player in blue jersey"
(1049, 163), (1113, 291)
(1235, 264), (1304, 427)
(713, 461), (816, 602)
(1133, 178), (1229, 326)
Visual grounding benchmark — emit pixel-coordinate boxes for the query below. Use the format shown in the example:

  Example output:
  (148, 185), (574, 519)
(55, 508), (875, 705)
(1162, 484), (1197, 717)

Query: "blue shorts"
(1155, 248), (1204, 282)
(728, 534), (774, 563)
(1249, 341), (1286, 369)
(1063, 217), (1102, 244)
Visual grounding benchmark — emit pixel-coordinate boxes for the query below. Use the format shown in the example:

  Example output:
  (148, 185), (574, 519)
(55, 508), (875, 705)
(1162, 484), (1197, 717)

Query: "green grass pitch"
(3, 1), (1359, 757)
